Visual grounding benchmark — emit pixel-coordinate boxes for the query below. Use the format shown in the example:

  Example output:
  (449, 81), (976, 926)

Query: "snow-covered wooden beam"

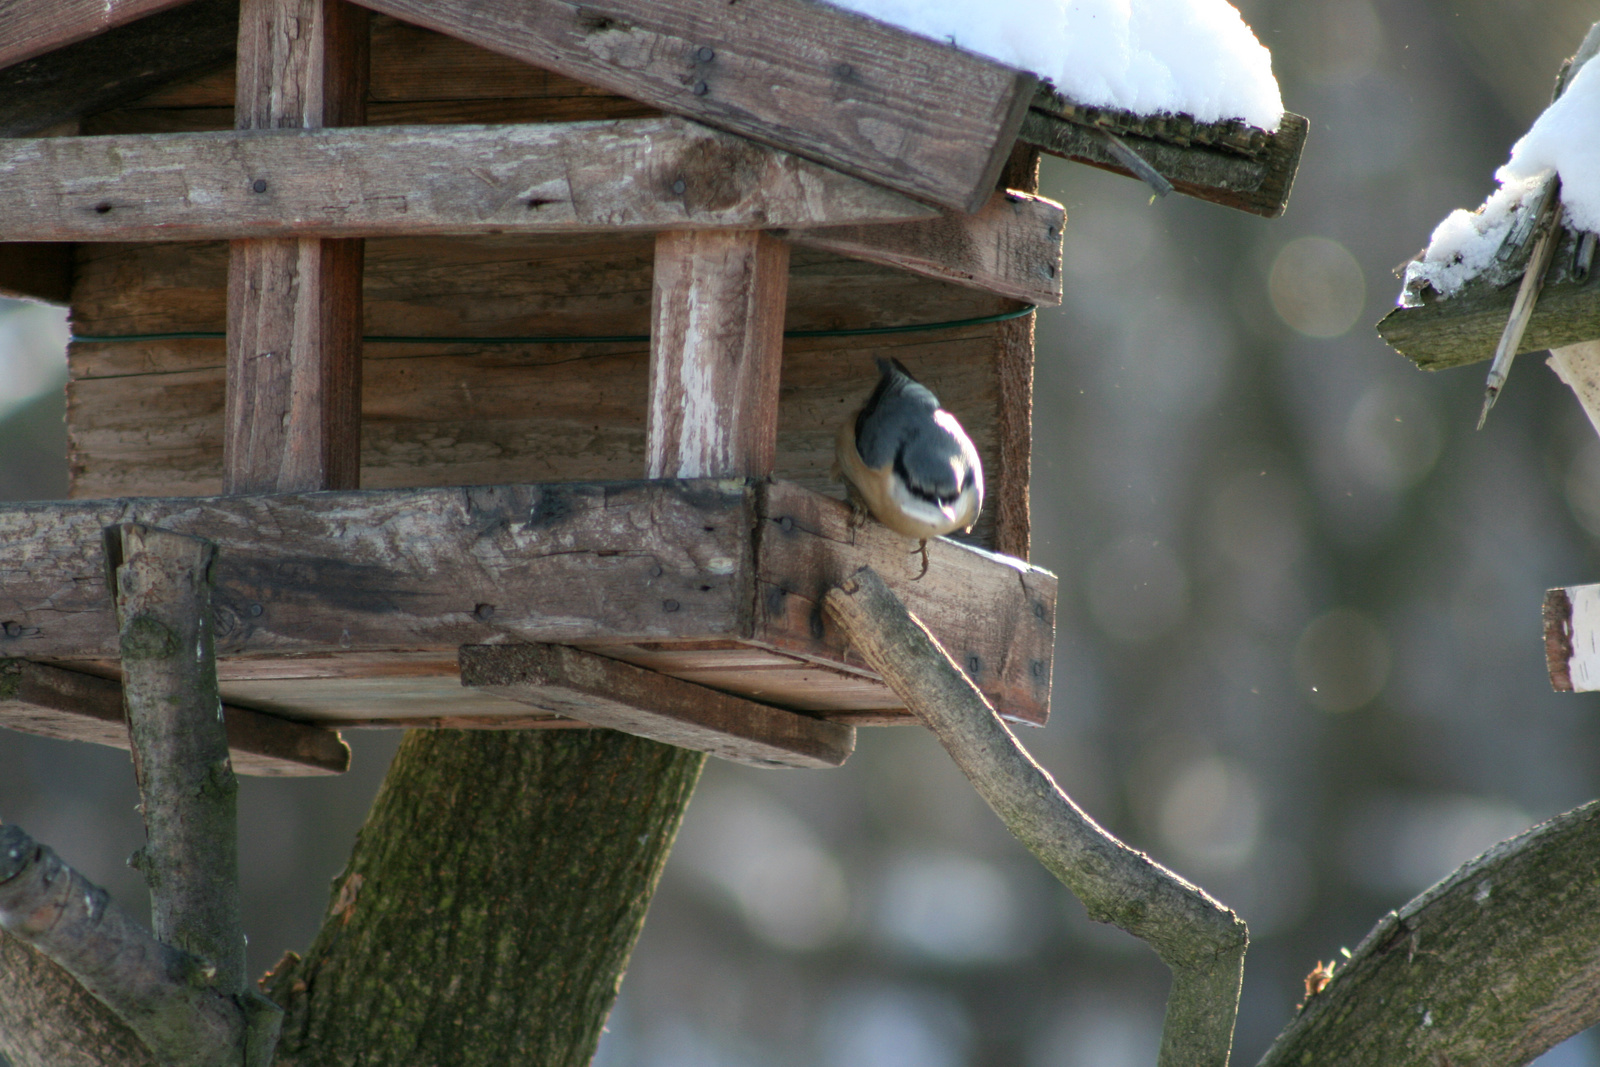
(0, 118), (937, 241)
(1543, 584), (1600, 691)
(788, 190), (1065, 306)
(0, 659), (350, 776)
(354, 0), (1035, 214)
(1020, 89), (1309, 219)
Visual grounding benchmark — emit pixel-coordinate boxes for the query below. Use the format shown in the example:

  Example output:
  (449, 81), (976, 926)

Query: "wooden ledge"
(0, 479), (1056, 740)
(0, 659), (348, 776)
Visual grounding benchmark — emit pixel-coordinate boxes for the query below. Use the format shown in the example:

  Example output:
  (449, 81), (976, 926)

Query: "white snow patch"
(1404, 55), (1600, 301)
(827, 0), (1284, 129)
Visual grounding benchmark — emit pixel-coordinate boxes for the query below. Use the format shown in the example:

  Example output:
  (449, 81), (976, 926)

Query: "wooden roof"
(0, 0), (1307, 218)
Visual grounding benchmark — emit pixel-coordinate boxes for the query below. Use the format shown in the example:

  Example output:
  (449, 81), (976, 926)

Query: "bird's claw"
(913, 540), (930, 580)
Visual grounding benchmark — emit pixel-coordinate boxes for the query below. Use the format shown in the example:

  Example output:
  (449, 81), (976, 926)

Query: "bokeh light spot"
(1268, 236), (1367, 338)
(1294, 608), (1391, 712)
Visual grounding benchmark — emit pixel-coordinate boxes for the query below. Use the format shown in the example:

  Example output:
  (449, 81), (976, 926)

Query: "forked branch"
(824, 566), (1247, 1067)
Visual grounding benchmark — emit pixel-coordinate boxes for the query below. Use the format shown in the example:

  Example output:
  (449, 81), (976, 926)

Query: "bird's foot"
(913, 540), (930, 580)
(847, 496), (870, 539)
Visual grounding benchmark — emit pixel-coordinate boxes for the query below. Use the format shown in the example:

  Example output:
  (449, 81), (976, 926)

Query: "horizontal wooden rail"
(0, 118), (936, 242)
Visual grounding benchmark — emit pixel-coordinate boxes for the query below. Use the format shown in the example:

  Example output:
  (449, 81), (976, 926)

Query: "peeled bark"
(265, 728), (703, 1067)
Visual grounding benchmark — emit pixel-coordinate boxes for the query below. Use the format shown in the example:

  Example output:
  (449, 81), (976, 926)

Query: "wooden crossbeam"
(226, 0), (368, 495)
(0, 479), (1056, 724)
(459, 644), (852, 768)
(355, 0), (1035, 214)
(0, 0), (194, 71)
(789, 190), (1064, 306)
(0, 119), (939, 242)
(0, 659), (349, 776)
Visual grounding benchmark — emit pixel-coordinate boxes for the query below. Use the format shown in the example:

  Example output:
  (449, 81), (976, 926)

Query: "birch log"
(824, 567), (1245, 1067)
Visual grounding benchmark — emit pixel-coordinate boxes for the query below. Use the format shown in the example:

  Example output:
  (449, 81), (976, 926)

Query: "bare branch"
(1258, 799), (1600, 1067)
(823, 566), (1246, 1067)
(0, 824), (243, 1063)
(0, 930), (155, 1067)
(106, 522), (244, 995)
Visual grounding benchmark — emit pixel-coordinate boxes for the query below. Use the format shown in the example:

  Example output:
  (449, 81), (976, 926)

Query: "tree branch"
(106, 522), (244, 994)
(1257, 799), (1600, 1067)
(823, 566), (1247, 1067)
(0, 929), (155, 1067)
(0, 824), (242, 1064)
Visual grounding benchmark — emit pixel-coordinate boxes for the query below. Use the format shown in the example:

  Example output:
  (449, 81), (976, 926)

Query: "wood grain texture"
(992, 307), (1035, 560)
(0, 0), (236, 138)
(0, 480), (756, 661)
(459, 643), (854, 768)
(0, 658), (350, 775)
(0, 119), (943, 241)
(647, 230), (788, 478)
(1020, 108), (1309, 219)
(788, 190), (1064, 305)
(0, 0), (193, 70)
(227, 0), (367, 495)
(355, 0), (1036, 213)
(753, 481), (1056, 725)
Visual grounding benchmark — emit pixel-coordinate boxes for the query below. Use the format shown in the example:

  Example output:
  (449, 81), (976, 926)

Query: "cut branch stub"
(106, 523), (244, 997)
(823, 566), (1246, 1067)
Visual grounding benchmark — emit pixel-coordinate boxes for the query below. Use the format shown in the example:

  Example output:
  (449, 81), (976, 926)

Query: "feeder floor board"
(0, 479), (1056, 732)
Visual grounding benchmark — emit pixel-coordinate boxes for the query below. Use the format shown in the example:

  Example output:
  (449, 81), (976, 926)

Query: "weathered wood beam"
(0, 119), (939, 242)
(1544, 584), (1600, 692)
(0, 0), (237, 138)
(0, 659), (350, 776)
(1019, 107), (1309, 219)
(0, 479), (1053, 723)
(227, 0), (368, 495)
(459, 644), (852, 768)
(0, 0), (195, 71)
(787, 190), (1064, 306)
(648, 230), (789, 478)
(353, 0), (1036, 213)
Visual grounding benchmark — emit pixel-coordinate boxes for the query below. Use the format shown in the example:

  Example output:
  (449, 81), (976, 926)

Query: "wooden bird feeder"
(0, 0), (1307, 773)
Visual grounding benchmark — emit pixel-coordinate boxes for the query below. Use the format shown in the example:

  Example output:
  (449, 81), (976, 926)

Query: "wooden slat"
(0, 659), (349, 776)
(0, 480), (755, 661)
(227, 0), (368, 494)
(0, 119), (940, 242)
(788, 190), (1064, 306)
(751, 480), (1056, 725)
(0, 0), (193, 71)
(1020, 108), (1309, 220)
(647, 230), (789, 478)
(459, 644), (853, 768)
(0, 0), (236, 138)
(356, 0), (1035, 213)
(1542, 584), (1600, 693)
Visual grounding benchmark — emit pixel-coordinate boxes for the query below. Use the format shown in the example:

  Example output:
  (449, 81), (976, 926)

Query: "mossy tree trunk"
(263, 728), (703, 1067)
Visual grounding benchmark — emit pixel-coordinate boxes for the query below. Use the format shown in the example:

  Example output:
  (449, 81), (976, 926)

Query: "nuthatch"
(834, 358), (984, 574)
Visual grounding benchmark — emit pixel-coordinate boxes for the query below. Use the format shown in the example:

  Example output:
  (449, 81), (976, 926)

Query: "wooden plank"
(459, 643), (854, 768)
(1020, 107), (1309, 219)
(0, 242), (72, 304)
(0, 0), (193, 71)
(752, 480), (1056, 724)
(0, 0), (236, 138)
(1542, 584), (1600, 693)
(356, 0), (1035, 213)
(0, 119), (940, 242)
(647, 230), (789, 478)
(0, 659), (349, 776)
(1378, 230), (1600, 370)
(227, 0), (368, 494)
(0, 480), (755, 661)
(787, 190), (1064, 306)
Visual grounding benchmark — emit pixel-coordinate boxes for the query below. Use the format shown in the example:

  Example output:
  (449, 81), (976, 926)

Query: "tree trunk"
(264, 728), (703, 1066)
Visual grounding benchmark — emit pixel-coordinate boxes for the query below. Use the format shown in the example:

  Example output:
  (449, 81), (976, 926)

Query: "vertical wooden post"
(225, 0), (368, 493)
(993, 143), (1040, 561)
(647, 230), (790, 478)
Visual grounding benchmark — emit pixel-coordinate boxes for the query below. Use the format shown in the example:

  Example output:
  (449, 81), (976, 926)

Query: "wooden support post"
(824, 567), (1245, 1067)
(647, 230), (790, 478)
(106, 523), (246, 997)
(226, 0), (367, 493)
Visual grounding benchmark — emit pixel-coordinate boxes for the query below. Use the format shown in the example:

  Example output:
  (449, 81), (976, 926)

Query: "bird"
(833, 357), (984, 576)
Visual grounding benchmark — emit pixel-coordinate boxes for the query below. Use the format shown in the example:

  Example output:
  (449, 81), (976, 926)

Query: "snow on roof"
(1404, 49), (1600, 302)
(828, 0), (1284, 130)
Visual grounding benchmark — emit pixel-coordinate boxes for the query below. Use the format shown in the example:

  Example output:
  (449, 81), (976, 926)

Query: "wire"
(70, 305), (1036, 345)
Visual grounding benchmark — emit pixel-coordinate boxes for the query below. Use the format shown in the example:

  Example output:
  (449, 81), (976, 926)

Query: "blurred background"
(6, 0), (1600, 1063)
